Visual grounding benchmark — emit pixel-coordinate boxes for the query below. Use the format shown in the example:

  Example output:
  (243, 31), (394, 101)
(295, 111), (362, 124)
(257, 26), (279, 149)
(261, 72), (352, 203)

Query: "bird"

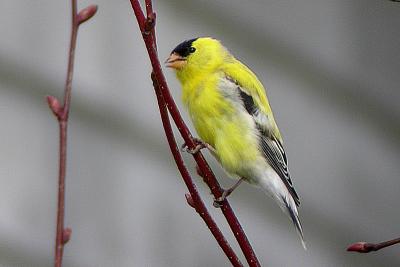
(165, 37), (306, 249)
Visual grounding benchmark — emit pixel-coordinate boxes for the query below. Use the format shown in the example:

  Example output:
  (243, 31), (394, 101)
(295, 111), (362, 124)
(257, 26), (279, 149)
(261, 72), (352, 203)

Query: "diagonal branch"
(347, 236), (400, 253)
(46, 2), (97, 267)
(152, 74), (243, 267)
(128, 1), (261, 266)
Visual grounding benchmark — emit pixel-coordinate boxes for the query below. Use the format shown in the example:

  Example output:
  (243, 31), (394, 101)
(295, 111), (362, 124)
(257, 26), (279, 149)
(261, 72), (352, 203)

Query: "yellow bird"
(166, 37), (305, 248)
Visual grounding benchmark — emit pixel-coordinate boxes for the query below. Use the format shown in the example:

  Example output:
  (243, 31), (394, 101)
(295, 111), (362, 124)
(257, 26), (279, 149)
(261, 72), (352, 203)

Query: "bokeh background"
(1, 0), (399, 266)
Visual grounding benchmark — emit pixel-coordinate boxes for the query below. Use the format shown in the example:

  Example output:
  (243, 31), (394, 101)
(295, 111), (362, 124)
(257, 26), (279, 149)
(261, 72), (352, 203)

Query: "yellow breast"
(182, 72), (230, 148)
(181, 73), (260, 176)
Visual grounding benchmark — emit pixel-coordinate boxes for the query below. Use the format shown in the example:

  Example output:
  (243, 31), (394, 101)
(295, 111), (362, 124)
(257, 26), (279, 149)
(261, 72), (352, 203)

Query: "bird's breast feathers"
(183, 74), (264, 175)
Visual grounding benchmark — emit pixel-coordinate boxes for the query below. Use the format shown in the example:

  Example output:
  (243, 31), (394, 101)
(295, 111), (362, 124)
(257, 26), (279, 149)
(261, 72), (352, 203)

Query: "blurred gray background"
(0, 0), (399, 266)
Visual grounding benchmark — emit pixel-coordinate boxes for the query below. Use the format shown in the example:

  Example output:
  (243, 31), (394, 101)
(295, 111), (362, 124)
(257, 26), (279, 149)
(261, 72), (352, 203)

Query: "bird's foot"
(181, 138), (210, 154)
(213, 178), (244, 208)
(213, 189), (231, 208)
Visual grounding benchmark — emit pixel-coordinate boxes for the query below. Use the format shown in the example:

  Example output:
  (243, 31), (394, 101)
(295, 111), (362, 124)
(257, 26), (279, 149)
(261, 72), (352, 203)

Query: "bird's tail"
(259, 178), (306, 250)
(281, 195), (307, 250)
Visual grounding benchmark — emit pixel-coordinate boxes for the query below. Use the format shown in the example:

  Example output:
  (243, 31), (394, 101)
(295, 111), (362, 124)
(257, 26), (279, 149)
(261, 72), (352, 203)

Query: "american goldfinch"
(166, 37), (305, 248)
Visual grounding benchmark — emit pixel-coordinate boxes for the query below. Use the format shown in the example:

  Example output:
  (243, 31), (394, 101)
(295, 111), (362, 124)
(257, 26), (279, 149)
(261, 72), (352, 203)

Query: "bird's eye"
(189, 47), (196, 53)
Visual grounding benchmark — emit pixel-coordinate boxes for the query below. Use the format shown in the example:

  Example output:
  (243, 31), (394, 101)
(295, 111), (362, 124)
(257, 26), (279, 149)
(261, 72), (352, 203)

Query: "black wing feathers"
(238, 87), (300, 206)
(239, 89), (257, 115)
(260, 135), (300, 205)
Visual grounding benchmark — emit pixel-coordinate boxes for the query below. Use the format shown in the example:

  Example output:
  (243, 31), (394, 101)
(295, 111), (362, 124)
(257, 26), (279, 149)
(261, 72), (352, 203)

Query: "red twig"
(347, 236), (400, 253)
(128, 1), (261, 266)
(144, 0), (156, 49)
(47, 2), (97, 267)
(152, 74), (243, 267)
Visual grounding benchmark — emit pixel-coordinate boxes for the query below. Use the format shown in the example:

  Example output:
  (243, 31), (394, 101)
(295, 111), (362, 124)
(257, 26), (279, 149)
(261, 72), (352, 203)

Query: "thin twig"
(47, 2), (97, 267)
(144, 0), (156, 48)
(152, 74), (243, 267)
(347, 236), (400, 253)
(128, 1), (261, 266)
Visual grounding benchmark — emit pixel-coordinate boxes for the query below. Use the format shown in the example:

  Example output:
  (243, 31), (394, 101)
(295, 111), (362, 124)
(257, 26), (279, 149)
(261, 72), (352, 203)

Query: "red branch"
(347, 236), (400, 253)
(152, 74), (243, 267)
(47, 2), (97, 267)
(128, 1), (261, 266)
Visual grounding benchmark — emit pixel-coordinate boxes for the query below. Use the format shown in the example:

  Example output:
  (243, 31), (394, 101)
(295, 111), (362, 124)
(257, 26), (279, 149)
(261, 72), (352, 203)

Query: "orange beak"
(165, 52), (186, 69)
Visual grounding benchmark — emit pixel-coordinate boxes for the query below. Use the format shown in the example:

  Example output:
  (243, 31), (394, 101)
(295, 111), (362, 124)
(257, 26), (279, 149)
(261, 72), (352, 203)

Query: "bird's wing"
(238, 86), (300, 206)
(222, 59), (282, 140)
(222, 61), (300, 206)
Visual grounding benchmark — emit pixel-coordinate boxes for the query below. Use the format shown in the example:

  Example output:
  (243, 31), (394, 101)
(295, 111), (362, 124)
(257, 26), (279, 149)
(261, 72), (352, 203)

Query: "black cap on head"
(171, 38), (198, 57)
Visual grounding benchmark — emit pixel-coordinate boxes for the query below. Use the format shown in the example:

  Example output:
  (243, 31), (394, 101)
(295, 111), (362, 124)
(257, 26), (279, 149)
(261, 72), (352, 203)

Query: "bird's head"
(165, 37), (231, 82)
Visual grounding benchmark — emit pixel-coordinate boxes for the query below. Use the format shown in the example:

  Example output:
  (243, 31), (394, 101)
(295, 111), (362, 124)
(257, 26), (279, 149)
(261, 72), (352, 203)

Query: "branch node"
(62, 228), (72, 244)
(143, 12), (156, 35)
(77, 5), (98, 25)
(185, 193), (196, 209)
(46, 95), (62, 118)
(195, 165), (204, 178)
(151, 71), (158, 87)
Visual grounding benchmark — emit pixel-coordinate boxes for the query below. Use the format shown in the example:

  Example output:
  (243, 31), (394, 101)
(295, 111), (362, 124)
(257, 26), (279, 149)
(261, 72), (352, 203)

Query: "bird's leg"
(213, 178), (244, 208)
(181, 137), (215, 154)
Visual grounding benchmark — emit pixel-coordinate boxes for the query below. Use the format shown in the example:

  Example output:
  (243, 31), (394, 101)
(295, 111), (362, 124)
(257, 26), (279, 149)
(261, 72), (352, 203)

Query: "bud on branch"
(77, 5), (98, 25)
(46, 95), (62, 118)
